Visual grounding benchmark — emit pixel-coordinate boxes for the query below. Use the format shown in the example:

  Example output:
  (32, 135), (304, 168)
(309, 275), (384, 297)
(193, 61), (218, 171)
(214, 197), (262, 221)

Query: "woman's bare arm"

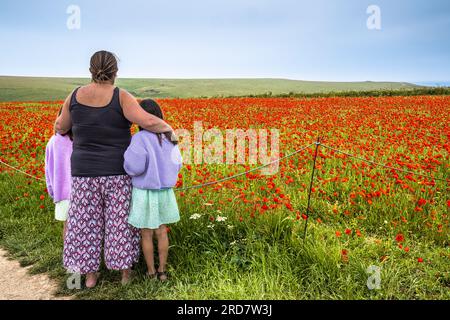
(55, 92), (73, 134)
(120, 89), (173, 133)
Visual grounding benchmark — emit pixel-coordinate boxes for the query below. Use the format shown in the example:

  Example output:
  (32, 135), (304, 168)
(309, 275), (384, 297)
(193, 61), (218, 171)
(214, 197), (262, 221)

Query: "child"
(124, 99), (182, 282)
(45, 110), (73, 237)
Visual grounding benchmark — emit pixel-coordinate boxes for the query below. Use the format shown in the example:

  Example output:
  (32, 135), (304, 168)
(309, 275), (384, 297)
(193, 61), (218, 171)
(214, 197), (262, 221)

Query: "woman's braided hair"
(89, 50), (118, 84)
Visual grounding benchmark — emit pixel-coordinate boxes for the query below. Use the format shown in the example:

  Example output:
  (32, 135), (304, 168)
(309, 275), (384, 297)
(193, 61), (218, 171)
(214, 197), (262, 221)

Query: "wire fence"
(0, 159), (46, 182)
(319, 143), (449, 182)
(175, 143), (315, 191)
(0, 141), (448, 190)
(2, 139), (448, 239)
(0, 143), (314, 189)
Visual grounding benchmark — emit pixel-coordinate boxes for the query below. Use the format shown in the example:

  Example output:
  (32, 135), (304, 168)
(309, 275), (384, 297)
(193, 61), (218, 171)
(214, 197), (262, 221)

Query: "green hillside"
(0, 76), (419, 101)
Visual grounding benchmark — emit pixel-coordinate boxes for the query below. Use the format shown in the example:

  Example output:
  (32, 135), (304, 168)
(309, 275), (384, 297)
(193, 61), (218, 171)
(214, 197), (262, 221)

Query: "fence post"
(303, 136), (321, 241)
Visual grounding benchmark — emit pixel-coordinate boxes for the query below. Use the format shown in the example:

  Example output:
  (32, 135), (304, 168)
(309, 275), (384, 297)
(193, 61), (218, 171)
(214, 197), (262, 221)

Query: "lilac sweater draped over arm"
(45, 134), (73, 202)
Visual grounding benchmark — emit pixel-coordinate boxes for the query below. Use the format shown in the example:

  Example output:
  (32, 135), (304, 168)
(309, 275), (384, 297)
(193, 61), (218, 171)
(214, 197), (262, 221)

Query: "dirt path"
(0, 248), (71, 300)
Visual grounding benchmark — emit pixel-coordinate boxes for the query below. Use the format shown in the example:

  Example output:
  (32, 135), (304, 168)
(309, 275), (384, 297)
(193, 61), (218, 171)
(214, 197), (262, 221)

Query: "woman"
(55, 50), (174, 288)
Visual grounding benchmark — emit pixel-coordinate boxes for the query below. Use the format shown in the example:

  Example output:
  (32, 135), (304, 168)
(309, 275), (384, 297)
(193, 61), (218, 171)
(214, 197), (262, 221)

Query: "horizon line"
(0, 74), (435, 84)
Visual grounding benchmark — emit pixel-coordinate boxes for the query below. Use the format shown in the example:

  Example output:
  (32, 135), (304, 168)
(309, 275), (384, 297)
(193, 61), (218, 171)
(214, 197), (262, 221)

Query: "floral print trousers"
(63, 175), (140, 274)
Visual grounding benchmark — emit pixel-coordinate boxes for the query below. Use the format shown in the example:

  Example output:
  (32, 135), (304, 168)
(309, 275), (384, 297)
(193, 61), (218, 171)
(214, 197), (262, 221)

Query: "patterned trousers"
(63, 175), (140, 274)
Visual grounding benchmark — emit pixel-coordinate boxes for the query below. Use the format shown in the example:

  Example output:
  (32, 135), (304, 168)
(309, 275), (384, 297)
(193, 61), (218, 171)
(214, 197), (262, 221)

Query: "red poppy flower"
(335, 231), (342, 237)
(341, 249), (349, 262)
(395, 233), (404, 243)
(417, 258), (423, 263)
(417, 198), (427, 206)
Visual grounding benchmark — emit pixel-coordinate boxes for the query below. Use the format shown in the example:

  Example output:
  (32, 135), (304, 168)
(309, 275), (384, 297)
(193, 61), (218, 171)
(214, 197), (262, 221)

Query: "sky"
(0, 0), (449, 82)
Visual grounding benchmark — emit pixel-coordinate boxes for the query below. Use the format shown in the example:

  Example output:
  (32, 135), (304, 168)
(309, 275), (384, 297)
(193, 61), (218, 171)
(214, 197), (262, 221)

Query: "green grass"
(0, 173), (448, 300)
(0, 76), (420, 102)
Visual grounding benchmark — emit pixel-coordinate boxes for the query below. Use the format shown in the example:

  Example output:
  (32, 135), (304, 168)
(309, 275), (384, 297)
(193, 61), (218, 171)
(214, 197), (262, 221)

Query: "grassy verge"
(0, 173), (448, 300)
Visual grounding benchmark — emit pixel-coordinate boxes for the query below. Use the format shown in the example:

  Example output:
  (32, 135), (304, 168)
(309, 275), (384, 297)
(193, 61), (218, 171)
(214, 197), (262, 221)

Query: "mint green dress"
(128, 187), (180, 229)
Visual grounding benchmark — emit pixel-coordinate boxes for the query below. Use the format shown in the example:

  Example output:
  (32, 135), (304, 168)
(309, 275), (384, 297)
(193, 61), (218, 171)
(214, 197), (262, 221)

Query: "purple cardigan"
(124, 131), (182, 190)
(45, 134), (73, 203)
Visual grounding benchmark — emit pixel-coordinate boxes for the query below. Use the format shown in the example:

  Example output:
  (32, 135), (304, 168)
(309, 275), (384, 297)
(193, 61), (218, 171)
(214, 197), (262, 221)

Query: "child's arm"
(44, 143), (54, 199)
(124, 136), (148, 177)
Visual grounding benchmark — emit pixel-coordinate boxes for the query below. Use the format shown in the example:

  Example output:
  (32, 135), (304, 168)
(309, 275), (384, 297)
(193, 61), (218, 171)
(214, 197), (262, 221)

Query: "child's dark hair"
(56, 108), (73, 140)
(139, 99), (177, 146)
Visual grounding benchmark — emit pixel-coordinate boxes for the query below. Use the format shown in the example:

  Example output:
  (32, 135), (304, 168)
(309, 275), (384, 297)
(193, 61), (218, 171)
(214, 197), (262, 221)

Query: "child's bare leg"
(63, 221), (67, 240)
(155, 224), (169, 280)
(121, 268), (132, 285)
(141, 229), (156, 275)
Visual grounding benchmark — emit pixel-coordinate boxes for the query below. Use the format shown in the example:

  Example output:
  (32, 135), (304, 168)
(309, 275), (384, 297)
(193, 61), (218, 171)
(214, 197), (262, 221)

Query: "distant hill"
(0, 76), (420, 102)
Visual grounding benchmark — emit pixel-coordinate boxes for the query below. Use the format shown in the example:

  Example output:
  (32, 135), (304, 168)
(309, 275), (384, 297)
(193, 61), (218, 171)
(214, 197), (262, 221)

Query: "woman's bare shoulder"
(73, 84), (90, 95)
(118, 88), (137, 107)
(118, 87), (133, 99)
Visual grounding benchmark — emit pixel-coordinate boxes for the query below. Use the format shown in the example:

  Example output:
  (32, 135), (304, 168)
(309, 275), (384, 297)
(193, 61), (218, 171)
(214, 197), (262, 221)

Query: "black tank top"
(70, 87), (132, 177)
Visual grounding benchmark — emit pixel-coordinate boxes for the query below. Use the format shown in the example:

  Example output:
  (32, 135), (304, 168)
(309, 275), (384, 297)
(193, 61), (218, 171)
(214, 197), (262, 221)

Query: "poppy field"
(0, 95), (449, 299)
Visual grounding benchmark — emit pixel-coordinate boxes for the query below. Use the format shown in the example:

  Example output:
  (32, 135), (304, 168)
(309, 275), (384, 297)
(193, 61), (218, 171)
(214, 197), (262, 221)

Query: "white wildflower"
(189, 213), (202, 220)
(216, 215), (227, 222)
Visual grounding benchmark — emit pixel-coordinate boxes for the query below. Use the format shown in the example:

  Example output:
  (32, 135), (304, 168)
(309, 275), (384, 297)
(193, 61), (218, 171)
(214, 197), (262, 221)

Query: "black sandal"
(157, 271), (169, 282)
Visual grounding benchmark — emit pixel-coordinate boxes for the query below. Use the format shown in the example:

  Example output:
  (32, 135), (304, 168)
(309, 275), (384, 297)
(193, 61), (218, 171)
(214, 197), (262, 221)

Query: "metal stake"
(303, 136), (321, 241)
